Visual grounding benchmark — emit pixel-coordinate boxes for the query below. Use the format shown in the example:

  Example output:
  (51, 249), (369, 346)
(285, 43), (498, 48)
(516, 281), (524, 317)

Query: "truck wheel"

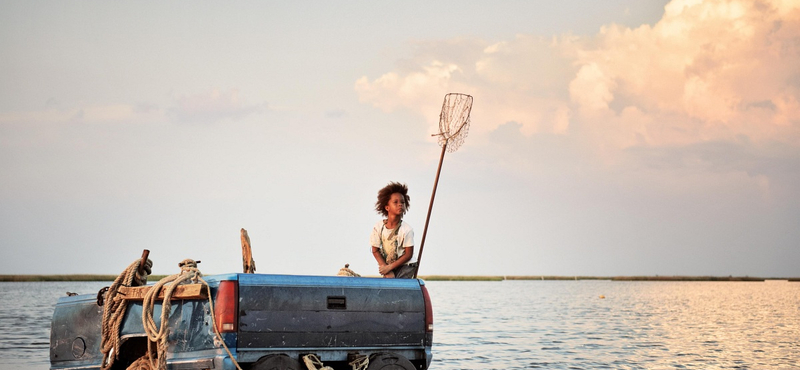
(366, 353), (416, 370)
(250, 354), (302, 370)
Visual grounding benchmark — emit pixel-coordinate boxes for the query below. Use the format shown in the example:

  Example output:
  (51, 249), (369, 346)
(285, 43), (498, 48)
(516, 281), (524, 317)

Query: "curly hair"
(375, 182), (410, 217)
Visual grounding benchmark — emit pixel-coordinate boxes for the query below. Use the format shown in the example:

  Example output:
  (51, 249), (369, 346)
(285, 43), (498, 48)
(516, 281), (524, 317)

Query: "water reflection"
(427, 280), (800, 369)
(0, 281), (109, 370)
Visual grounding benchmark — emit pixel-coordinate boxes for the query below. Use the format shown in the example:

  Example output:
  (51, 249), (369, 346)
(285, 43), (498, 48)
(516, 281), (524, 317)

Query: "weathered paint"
(50, 273), (432, 370)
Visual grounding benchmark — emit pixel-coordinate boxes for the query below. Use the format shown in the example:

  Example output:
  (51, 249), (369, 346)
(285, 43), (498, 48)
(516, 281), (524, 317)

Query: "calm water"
(1, 280), (798, 369)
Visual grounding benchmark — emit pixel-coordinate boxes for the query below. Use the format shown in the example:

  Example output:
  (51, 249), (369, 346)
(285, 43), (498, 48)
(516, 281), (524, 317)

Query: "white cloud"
(169, 88), (263, 124)
(571, 0), (800, 146)
(354, 61), (464, 125)
(0, 104), (158, 125)
(355, 0), (800, 149)
(0, 88), (265, 127)
(570, 62), (617, 114)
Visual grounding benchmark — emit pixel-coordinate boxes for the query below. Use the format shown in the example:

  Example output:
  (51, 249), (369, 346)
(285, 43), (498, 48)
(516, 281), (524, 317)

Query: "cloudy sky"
(1, 0), (798, 278)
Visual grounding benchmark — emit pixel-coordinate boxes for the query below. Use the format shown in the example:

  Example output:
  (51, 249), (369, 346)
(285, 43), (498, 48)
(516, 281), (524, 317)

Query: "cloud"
(168, 88), (264, 124)
(0, 104), (159, 125)
(354, 60), (464, 122)
(571, 0), (800, 147)
(355, 0), (800, 149)
(355, 35), (578, 137)
(1, 88), (266, 129)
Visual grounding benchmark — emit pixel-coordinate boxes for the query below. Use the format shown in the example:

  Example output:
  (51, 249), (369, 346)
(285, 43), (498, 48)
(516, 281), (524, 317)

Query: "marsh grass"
(1, 274), (795, 282)
(0, 274), (168, 282)
(419, 275), (505, 281)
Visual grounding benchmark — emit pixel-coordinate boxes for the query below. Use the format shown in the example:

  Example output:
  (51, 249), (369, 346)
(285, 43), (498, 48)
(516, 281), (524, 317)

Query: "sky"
(1, 0), (798, 278)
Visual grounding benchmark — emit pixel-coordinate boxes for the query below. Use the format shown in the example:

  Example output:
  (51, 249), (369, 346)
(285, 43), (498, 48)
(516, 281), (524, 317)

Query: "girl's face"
(385, 192), (406, 217)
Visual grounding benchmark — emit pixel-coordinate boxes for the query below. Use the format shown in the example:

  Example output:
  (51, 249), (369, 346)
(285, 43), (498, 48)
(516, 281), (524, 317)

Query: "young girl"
(371, 182), (415, 278)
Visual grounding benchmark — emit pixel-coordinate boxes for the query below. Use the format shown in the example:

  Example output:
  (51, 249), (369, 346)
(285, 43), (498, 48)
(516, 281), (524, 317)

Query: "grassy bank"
(3, 274), (797, 282)
(421, 275), (797, 282)
(0, 274), (168, 282)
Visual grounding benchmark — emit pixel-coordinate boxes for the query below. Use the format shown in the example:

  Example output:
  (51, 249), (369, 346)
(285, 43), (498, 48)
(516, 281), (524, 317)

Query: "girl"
(370, 182), (416, 278)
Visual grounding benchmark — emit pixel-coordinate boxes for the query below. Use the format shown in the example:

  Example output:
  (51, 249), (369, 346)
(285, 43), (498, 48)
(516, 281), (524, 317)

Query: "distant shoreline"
(1, 274), (798, 282)
(421, 275), (800, 282)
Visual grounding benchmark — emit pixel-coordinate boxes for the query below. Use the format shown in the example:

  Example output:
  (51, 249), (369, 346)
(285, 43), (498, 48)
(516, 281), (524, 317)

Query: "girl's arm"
(379, 246), (413, 276)
(372, 247), (390, 275)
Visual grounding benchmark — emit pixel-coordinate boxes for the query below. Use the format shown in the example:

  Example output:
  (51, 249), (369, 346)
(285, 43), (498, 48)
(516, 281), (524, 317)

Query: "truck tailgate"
(237, 274), (426, 349)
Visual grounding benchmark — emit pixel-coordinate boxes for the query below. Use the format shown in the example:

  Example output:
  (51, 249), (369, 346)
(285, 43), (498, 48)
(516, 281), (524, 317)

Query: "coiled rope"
(303, 353), (333, 370)
(302, 353), (369, 370)
(140, 258), (243, 370)
(140, 258), (201, 369)
(100, 258), (151, 370)
(349, 355), (370, 370)
(101, 257), (243, 370)
(337, 263), (361, 277)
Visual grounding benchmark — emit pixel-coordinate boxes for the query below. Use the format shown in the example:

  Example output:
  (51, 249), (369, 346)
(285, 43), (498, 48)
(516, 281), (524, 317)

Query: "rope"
(100, 258), (152, 370)
(101, 256), (244, 370)
(125, 356), (152, 370)
(302, 353), (369, 370)
(337, 264), (361, 277)
(140, 259), (199, 369)
(349, 355), (369, 370)
(303, 354), (334, 370)
(139, 259), (244, 370)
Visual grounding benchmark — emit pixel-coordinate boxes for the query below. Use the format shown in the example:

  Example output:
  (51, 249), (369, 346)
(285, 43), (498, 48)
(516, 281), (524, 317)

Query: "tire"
(366, 353), (416, 370)
(250, 354), (302, 370)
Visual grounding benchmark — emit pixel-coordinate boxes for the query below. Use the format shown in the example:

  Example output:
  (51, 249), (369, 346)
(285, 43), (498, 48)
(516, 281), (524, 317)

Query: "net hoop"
(437, 93), (473, 153)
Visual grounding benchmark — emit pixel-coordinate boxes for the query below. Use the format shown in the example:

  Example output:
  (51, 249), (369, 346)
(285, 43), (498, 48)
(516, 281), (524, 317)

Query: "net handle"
(414, 93), (473, 278)
(413, 141), (447, 279)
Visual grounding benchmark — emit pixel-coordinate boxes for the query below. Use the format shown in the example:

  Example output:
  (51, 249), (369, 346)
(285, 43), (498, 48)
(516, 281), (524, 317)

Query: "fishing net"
(436, 93), (473, 153)
(415, 93), (474, 279)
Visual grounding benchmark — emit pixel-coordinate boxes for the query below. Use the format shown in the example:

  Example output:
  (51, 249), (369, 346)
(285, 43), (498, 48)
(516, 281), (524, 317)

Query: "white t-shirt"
(370, 220), (415, 262)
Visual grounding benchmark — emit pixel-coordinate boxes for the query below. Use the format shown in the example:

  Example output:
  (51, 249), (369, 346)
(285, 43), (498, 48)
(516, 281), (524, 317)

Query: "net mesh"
(437, 93), (473, 153)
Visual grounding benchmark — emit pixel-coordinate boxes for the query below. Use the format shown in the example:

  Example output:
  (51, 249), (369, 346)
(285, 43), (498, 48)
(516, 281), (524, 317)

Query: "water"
(428, 280), (799, 369)
(0, 281), (110, 370)
(1, 280), (798, 370)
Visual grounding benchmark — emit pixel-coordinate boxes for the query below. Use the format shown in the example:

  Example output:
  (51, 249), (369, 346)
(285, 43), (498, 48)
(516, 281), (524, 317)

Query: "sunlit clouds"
(356, 0), (800, 149)
(355, 61), (464, 123)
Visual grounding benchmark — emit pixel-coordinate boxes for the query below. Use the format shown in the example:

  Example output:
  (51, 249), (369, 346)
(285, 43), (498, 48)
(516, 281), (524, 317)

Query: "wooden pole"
(413, 141), (448, 278)
(241, 228), (256, 273)
(137, 249), (150, 276)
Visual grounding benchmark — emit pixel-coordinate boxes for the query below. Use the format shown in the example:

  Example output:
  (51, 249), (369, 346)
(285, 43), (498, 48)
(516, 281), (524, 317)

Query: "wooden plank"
(241, 228), (256, 274)
(118, 283), (208, 301)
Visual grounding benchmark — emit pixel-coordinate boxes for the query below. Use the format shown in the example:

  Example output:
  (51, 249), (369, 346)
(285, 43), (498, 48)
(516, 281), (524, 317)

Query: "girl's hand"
(378, 264), (393, 276)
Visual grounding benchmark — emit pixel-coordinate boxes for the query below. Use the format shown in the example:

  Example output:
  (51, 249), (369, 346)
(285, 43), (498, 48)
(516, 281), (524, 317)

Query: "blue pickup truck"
(50, 273), (433, 370)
